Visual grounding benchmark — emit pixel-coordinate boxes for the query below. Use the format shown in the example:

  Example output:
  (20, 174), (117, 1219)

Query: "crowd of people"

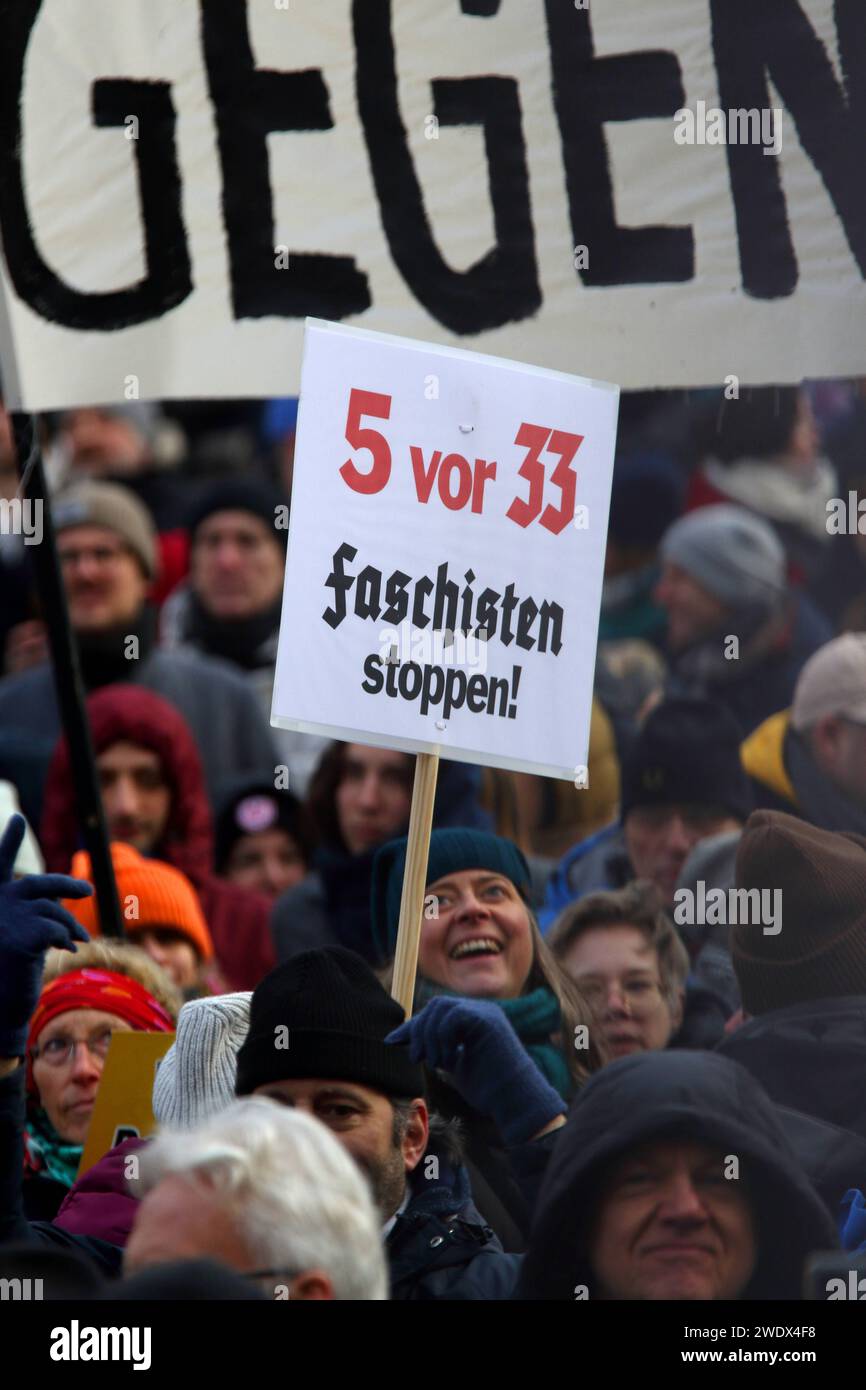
(1, 381), (865, 1301)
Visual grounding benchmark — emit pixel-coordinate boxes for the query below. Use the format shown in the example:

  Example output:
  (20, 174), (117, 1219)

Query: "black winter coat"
(716, 996), (866, 1143)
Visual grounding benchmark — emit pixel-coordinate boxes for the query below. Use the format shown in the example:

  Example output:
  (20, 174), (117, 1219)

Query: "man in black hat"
(541, 697), (751, 924)
(160, 478), (328, 795)
(235, 946), (521, 1300)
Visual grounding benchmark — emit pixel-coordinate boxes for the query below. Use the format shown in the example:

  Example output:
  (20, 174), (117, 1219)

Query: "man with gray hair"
(655, 503), (831, 734)
(742, 633), (866, 834)
(124, 1098), (388, 1300)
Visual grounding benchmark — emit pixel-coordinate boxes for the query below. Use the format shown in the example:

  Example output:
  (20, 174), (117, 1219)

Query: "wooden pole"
(390, 751), (439, 1017)
(10, 412), (123, 936)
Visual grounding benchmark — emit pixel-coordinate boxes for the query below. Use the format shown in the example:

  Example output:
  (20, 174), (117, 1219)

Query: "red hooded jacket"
(40, 685), (276, 990)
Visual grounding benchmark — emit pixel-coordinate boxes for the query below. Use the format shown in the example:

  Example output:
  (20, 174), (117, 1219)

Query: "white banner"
(0, 0), (864, 409)
(272, 319), (618, 779)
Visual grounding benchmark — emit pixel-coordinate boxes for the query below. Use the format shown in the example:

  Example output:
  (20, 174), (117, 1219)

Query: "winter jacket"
(0, 646), (277, 815)
(53, 1137), (147, 1247)
(537, 822), (632, 930)
(685, 459), (836, 588)
(160, 584), (330, 797)
(716, 996), (866, 1145)
(741, 710), (805, 815)
(517, 1049), (838, 1300)
(40, 685), (276, 990)
(0, 1066), (120, 1279)
(387, 1129), (521, 1300)
(1, 1067), (519, 1296)
(421, 1072), (558, 1253)
(663, 594), (832, 738)
(741, 712), (866, 834)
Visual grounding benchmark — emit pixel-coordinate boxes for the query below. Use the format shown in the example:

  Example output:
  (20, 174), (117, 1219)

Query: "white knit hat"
(152, 992), (251, 1129)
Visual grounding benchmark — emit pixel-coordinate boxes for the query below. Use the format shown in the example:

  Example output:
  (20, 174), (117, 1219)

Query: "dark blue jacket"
(388, 1131), (521, 1299)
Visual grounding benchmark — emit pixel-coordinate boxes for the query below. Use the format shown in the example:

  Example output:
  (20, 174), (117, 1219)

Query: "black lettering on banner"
(362, 653), (385, 693)
(0, 0), (192, 330)
(361, 656), (524, 721)
(710, 0), (866, 299)
(353, 0), (541, 333)
(200, 0), (370, 320)
(543, 0), (693, 286)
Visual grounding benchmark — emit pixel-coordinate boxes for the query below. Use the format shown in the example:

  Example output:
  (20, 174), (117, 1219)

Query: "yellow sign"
(78, 1030), (175, 1178)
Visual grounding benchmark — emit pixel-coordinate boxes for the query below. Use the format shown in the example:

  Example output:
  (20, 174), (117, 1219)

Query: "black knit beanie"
(235, 946), (425, 1098)
(620, 697), (752, 823)
(187, 477), (289, 549)
(214, 780), (313, 872)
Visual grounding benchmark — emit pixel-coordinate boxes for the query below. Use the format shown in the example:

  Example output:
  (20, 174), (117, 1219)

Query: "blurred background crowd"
(1, 376), (866, 1300)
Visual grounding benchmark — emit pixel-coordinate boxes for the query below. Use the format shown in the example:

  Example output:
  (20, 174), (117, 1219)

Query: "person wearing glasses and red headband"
(0, 816), (178, 1222)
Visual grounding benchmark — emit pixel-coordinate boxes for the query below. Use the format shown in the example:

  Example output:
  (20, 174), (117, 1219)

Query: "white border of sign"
(271, 318), (619, 781)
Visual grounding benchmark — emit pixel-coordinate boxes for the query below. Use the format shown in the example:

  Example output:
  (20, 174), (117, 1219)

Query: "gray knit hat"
(153, 992), (251, 1129)
(53, 479), (158, 580)
(660, 504), (786, 614)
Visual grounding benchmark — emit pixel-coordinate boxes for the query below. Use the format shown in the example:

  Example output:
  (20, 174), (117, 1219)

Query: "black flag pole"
(11, 411), (123, 936)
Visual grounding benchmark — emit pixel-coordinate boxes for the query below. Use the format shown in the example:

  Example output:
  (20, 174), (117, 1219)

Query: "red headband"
(28, 968), (174, 1087)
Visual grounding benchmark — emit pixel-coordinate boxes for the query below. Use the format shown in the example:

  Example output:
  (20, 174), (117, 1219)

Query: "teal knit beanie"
(371, 828), (531, 959)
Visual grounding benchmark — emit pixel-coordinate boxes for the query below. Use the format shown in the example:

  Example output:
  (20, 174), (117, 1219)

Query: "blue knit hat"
(371, 828), (531, 960)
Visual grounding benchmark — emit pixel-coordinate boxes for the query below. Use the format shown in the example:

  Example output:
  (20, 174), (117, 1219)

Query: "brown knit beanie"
(732, 810), (866, 1014)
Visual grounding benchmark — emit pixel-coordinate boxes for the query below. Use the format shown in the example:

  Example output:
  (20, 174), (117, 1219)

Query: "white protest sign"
(0, 0), (863, 409)
(272, 319), (618, 780)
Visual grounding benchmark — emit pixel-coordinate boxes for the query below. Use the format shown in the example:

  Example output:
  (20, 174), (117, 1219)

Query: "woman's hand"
(0, 815), (92, 1059)
(387, 995), (565, 1146)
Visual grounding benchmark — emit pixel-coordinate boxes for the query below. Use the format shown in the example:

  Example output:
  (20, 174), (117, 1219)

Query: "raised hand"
(388, 995), (564, 1145)
(0, 815), (93, 1057)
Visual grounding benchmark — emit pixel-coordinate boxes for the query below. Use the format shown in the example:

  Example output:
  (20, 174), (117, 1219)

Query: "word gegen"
(323, 543), (563, 654)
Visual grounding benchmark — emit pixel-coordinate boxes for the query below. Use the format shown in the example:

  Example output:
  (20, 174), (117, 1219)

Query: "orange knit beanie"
(63, 842), (214, 962)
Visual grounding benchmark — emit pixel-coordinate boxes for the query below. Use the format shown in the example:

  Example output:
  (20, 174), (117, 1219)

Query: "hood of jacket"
(741, 710), (797, 806)
(518, 1049), (837, 1300)
(40, 683), (214, 887)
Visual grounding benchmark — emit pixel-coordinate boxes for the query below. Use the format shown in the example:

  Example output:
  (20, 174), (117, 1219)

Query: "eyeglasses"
(58, 545), (129, 570)
(578, 978), (664, 1012)
(30, 1028), (115, 1068)
(627, 804), (731, 833)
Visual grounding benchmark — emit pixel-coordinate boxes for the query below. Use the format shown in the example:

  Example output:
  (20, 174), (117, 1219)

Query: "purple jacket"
(53, 1137), (148, 1247)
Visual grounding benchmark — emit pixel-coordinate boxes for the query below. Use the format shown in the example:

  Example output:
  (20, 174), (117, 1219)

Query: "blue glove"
(0, 815), (93, 1057)
(387, 996), (565, 1146)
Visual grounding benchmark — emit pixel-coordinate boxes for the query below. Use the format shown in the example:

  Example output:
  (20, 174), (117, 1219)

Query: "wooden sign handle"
(390, 751), (440, 1017)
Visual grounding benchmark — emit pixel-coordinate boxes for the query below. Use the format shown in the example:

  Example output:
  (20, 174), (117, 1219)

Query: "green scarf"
(24, 1108), (83, 1190)
(415, 979), (573, 1101)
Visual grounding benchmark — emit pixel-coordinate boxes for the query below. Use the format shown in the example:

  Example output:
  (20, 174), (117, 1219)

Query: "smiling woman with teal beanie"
(372, 829), (604, 1246)
(372, 829), (601, 1087)
(369, 828), (603, 1245)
